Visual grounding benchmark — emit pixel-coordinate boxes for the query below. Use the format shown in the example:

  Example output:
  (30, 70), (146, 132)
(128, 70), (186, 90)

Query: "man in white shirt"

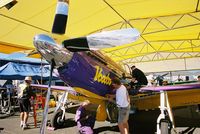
(111, 78), (130, 134)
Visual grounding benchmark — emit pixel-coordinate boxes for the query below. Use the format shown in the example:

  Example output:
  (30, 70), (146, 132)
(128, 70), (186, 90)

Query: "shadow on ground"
(63, 118), (77, 128)
(94, 125), (119, 134)
(0, 128), (4, 131)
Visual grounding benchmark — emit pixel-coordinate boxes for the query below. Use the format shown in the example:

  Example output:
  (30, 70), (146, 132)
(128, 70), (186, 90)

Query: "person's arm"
(75, 109), (90, 122)
(75, 110), (81, 122)
(30, 88), (36, 99)
(106, 94), (116, 103)
(106, 94), (115, 98)
(131, 77), (137, 83)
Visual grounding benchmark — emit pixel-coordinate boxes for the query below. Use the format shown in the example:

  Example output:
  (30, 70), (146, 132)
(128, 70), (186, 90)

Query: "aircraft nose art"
(33, 34), (73, 68)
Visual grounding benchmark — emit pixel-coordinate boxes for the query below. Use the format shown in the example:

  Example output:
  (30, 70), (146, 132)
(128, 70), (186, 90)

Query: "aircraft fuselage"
(33, 34), (120, 96)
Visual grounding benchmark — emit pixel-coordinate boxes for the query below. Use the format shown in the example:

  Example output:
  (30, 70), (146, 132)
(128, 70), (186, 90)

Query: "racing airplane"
(32, 1), (200, 134)
(32, 0), (139, 134)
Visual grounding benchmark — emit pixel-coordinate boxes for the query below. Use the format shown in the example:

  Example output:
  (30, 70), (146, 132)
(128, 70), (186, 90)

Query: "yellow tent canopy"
(0, 0), (200, 72)
(0, 0), (66, 53)
(66, 0), (200, 72)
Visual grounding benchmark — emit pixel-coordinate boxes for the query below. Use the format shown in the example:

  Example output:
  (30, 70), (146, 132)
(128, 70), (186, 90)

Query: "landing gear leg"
(156, 91), (174, 134)
(51, 91), (68, 129)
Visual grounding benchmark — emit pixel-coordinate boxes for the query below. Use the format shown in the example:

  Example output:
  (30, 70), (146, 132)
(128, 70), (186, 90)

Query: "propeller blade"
(40, 60), (55, 134)
(27, 50), (39, 56)
(63, 28), (140, 52)
(7, 52), (28, 59)
(0, 0), (17, 9)
(52, 1), (68, 34)
(161, 73), (169, 77)
(6, 50), (38, 58)
(62, 37), (89, 52)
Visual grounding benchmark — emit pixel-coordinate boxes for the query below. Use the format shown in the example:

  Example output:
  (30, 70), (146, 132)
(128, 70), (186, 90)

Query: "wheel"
(161, 121), (169, 134)
(105, 101), (118, 123)
(160, 119), (172, 134)
(51, 109), (65, 129)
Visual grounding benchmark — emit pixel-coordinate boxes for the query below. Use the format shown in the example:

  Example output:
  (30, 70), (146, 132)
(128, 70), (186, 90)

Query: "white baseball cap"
(25, 76), (32, 81)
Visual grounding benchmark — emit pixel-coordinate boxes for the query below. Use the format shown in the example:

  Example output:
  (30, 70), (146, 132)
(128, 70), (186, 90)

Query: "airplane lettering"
(94, 66), (111, 85)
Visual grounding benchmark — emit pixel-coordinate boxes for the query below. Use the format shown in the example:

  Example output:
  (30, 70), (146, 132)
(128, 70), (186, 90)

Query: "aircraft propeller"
(51, 0), (140, 52)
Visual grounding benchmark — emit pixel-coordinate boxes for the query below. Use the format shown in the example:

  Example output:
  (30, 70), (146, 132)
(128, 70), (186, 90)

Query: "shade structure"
(0, 52), (47, 64)
(0, 0), (200, 72)
(66, 0), (200, 72)
(0, 62), (57, 80)
(0, 0), (67, 53)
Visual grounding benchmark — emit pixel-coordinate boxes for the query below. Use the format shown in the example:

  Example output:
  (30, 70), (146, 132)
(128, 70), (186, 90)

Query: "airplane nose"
(33, 34), (73, 68)
(34, 34), (56, 48)
(33, 34), (57, 58)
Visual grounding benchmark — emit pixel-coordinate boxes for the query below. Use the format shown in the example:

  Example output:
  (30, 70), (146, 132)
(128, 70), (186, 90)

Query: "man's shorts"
(18, 99), (31, 112)
(118, 106), (130, 124)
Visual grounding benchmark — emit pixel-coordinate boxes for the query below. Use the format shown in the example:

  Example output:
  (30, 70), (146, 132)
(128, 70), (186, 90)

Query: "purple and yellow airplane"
(32, 1), (200, 134)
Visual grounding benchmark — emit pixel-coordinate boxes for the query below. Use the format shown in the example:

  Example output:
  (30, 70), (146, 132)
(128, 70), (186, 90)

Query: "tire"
(160, 119), (171, 134)
(105, 102), (118, 123)
(51, 109), (65, 129)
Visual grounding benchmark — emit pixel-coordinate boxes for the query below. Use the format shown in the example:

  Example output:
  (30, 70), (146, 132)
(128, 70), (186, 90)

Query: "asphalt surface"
(0, 107), (200, 134)
(0, 107), (120, 134)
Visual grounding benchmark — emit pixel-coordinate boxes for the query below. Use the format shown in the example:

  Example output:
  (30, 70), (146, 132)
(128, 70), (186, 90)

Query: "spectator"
(198, 75), (200, 82)
(17, 76), (35, 130)
(162, 80), (168, 86)
(177, 74), (183, 82)
(185, 76), (189, 81)
(75, 100), (96, 134)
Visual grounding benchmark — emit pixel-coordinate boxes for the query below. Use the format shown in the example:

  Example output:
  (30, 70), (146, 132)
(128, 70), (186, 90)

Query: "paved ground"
(0, 107), (200, 134)
(0, 107), (120, 134)
(0, 114), (120, 134)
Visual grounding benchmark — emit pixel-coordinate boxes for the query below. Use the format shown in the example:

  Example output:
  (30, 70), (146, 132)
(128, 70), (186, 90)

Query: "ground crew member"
(131, 65), (148, 86)
(109, 78), (130, 134)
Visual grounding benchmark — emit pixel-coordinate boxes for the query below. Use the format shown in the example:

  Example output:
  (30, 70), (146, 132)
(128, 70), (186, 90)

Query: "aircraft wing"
(31, 84), (107, 101)
(31, 84), (77, 95)
(140, 83), (200, 92)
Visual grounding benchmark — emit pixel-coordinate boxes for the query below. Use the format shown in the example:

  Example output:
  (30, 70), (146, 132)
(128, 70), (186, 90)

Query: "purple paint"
(140, 83), (200, 92)
(57, 52), (116, 96)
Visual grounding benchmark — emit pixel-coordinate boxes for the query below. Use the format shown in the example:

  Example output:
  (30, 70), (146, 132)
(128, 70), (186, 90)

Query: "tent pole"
(184, 58), (187, 70)
(170, 71), (172, 83)
(40, 57), (43, 84)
